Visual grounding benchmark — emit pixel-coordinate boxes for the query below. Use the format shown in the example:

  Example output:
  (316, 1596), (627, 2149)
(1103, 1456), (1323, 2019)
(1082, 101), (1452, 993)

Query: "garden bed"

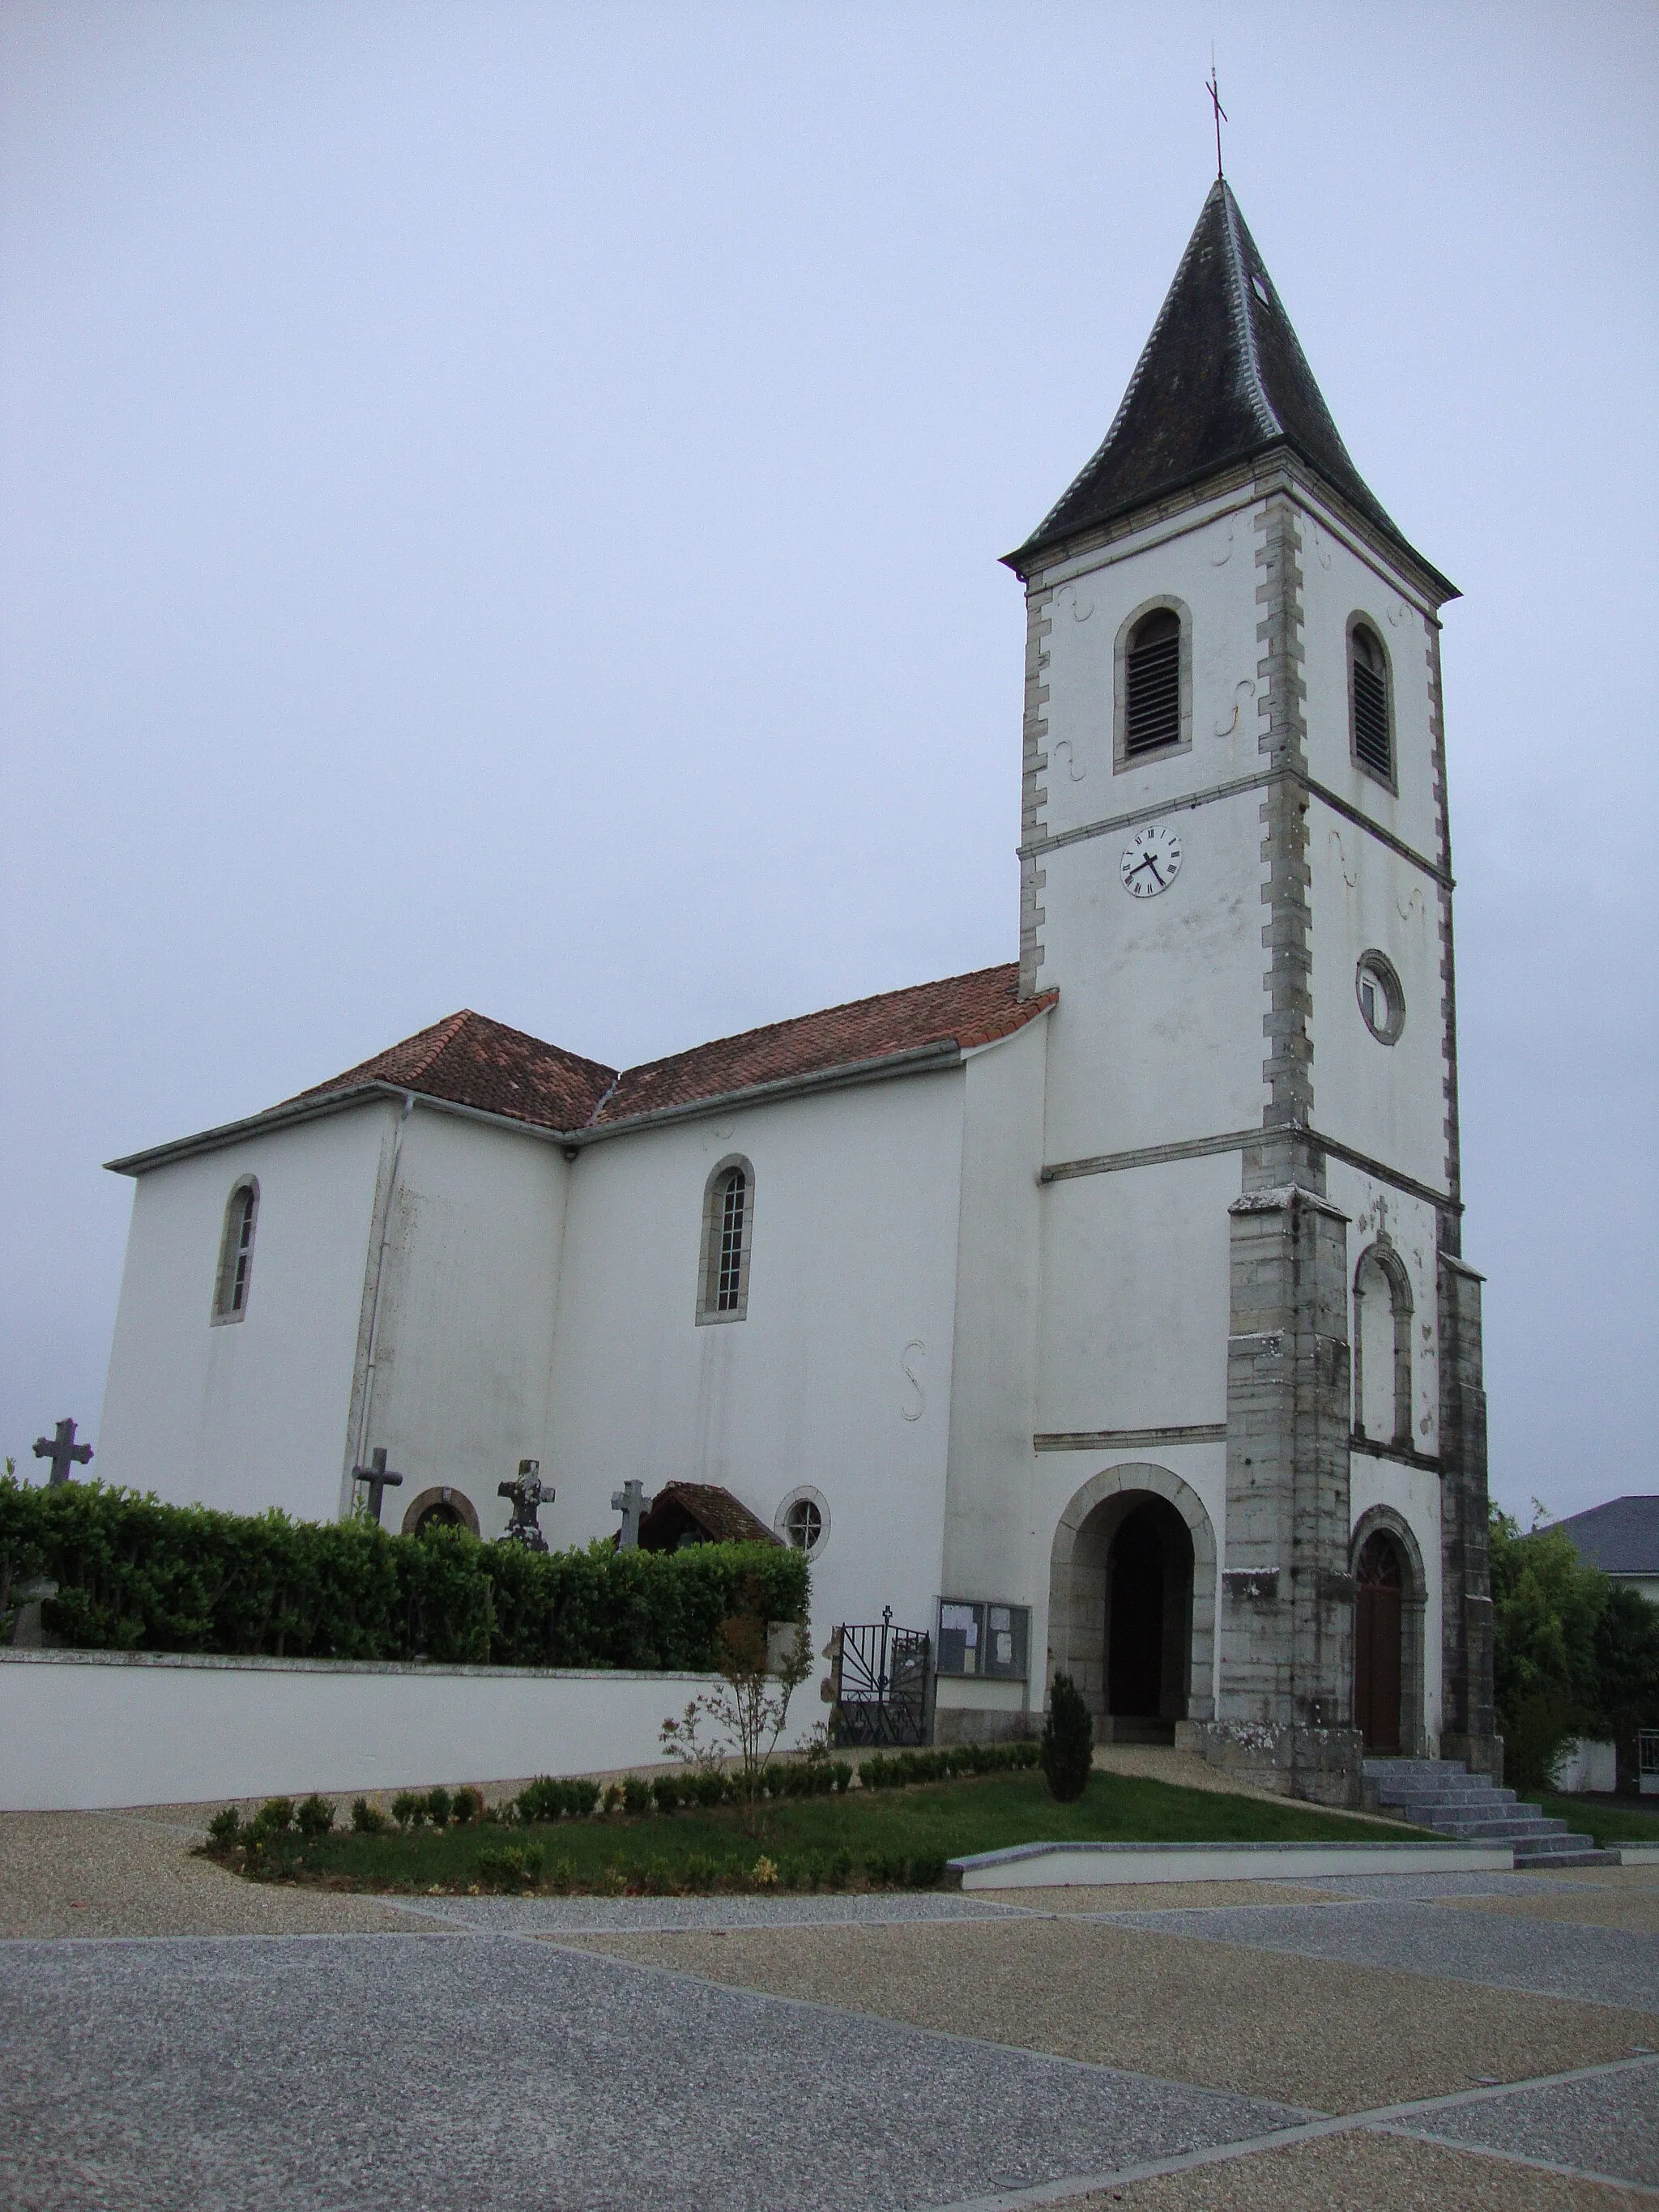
(203, 1761), (1430, 1897)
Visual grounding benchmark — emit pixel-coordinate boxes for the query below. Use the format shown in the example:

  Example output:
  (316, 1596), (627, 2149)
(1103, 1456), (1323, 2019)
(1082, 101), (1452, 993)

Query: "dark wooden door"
(1108, 1512), (1165, 1716)
(1354, 1533), (1403, 1753)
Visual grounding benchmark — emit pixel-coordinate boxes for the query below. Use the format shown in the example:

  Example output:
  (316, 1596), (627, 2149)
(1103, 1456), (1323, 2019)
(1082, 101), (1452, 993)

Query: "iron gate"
(830, 1608), (932, 1747)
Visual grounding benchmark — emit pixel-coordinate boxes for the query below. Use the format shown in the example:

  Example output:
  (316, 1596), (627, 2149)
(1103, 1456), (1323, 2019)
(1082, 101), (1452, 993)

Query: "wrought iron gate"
(830, 1608), (932, 1747)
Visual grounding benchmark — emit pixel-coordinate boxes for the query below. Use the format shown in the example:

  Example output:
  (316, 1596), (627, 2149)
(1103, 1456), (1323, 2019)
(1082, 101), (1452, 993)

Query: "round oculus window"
(1356, 950), (1405, 1044)
(775, 1485), (830, 1558)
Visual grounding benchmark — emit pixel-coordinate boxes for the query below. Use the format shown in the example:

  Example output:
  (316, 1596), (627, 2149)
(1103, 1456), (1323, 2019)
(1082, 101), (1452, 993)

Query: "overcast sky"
(2, 1), (1654, 1524)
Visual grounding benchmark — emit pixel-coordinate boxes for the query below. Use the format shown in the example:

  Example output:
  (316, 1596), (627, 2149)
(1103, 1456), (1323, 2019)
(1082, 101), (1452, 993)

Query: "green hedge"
(0, 1478), (808, 1670)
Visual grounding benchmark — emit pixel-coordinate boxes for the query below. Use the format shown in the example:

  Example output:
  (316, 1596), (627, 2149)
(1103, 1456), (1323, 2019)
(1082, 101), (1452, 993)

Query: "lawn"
(1541, 1792), (1659, 1849)
(217, 1769), (1429, 1896)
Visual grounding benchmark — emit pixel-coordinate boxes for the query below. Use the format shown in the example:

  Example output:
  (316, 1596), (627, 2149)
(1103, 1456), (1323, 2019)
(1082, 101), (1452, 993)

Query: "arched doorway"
(1107, 1498), (1194, 1728)
(1354, 1529), (1405, 1753)
(1048, 1465), (1216, 1740)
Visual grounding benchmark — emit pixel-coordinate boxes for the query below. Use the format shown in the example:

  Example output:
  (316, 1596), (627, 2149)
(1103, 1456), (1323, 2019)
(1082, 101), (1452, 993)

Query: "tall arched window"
(1349, 619), (1394, 785)
(697, 1157), (754, 1323)
(212, 1178), (259, 1322)
(1353, 1242), (1413, 1447)
(1123, 608), (1182, 757)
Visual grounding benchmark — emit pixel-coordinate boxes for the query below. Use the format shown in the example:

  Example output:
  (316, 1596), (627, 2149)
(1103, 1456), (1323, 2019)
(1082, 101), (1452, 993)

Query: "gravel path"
(0, 1933), (1304, 2212)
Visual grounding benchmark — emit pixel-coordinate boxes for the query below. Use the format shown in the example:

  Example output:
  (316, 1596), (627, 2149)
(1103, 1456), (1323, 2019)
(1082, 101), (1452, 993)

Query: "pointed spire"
(1009, 181), (1452, 597)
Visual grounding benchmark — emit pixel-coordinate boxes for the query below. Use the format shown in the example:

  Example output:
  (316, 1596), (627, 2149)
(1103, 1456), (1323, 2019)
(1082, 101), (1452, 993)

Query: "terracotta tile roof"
(292, 965), (1053, 1139)
(638, 1483), (782, 1550)
(595, 964), (1050, 1126)
(294, 1009), (618, 1134)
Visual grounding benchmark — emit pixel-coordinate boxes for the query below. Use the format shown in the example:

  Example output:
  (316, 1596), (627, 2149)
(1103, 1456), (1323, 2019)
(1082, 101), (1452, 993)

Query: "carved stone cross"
(33, 1418), (92, 1488)
(497, 1458), (552, 1552)
(610, 1478), (654, 1550)
(352, 1447), (404, 1525)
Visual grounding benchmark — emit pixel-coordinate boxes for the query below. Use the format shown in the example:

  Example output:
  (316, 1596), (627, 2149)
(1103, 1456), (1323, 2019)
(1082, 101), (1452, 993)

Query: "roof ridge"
(434, 1006), (617, 1082)
(616, 961), (1020, 1078)
(403, 1008), (479, 1085)
(1218, 180), (1282, 441)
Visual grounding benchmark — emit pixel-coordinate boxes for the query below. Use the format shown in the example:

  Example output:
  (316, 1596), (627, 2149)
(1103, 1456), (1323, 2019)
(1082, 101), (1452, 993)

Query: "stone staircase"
(1364, 1758), (1619, 1868)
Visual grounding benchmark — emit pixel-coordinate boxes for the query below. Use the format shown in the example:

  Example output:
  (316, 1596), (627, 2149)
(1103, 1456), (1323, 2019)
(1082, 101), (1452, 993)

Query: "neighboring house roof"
(106, 964), (1056, 1171)
(1551, 1497), (1659, 1578)
(637, 1482), (782, 1552)
(1007, 178), (1455, 601)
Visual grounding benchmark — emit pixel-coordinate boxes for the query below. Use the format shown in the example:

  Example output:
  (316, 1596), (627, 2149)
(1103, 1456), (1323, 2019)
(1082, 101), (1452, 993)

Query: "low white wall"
(0, 1651), (815, 1812)
(952, 1839), (1516, 1888)
(1550, 1737), (1618, 1796)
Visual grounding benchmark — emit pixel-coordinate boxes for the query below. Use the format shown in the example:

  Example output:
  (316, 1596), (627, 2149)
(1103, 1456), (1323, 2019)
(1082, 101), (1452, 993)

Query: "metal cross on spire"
(33, 1417), (92, 1488)
(1205, 58), (1228, 181)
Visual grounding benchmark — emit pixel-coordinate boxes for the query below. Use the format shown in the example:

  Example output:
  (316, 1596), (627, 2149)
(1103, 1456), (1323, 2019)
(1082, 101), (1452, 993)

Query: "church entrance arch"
(1048, 1464), (1216, 1734)
(1350, 1508), (1427, 1757)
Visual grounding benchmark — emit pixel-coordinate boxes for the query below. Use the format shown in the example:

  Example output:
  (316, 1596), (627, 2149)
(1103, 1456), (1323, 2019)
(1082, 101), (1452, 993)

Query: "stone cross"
(610, 1478), (654, 1550)
(352, 1447), (404, 1525)
(497, 1458), (552, 1552)
(33, 1418), (92, 1488)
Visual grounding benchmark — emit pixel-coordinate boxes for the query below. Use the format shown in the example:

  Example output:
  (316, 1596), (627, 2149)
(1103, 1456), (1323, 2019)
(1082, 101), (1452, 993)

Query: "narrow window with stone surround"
(212, 1178), (259, 1322)
(1349, 620), (1395, 786)
(697, 1157), (754, 1323)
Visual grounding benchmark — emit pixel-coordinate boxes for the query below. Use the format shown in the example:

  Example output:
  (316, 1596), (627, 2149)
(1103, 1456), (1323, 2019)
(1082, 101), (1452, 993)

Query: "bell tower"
(1013, 181), (1495, 1801)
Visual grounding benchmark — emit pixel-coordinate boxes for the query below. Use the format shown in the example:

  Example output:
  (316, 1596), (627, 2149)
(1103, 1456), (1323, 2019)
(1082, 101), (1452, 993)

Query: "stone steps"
(1363, 1755), (1620, 1869)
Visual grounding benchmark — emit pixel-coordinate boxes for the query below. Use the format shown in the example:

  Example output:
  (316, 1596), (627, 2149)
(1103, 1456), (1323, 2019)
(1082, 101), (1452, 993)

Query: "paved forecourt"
(2, 1807), (1657, 2208)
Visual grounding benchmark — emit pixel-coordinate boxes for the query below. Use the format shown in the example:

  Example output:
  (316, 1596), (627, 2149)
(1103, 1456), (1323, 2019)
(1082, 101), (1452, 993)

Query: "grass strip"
(211, 1769), (1432, 1897)
(1540, 1792), (1659, 1848)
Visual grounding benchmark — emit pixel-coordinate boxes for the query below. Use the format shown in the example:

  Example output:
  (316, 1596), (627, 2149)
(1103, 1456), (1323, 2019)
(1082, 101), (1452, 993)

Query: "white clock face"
(1120, 822), (1183, 897)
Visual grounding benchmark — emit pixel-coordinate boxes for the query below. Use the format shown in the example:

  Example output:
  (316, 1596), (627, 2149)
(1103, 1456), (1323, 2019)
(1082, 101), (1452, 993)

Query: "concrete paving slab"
(0, 1933), (1303, 2212)
(387, 1890), (1031, 1933)
(569, 1916), (1659, 2114)
(982, 1883), (1346, 1916)
(1038, 2126), (1654, 2210)
(1401, 2057), (1659, 2190)
(1435, 1887), (1659, 1936)
(1111, 1899), (1659, 2011)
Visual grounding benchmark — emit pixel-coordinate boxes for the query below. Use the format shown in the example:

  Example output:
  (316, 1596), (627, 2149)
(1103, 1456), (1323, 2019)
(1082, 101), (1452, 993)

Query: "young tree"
(660, 1587), (812, 1836)
(1040, 1670), (1094, 1802)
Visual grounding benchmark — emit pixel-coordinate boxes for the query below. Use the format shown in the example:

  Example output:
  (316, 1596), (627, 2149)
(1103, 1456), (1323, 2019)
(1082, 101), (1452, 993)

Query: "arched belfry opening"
(1048, 1465), (1216, 1742)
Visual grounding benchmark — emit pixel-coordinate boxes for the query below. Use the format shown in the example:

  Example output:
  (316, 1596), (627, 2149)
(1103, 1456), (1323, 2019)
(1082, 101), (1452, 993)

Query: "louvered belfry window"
(1352, 624), (1392, 779)
(1124, 609), (1181, 755)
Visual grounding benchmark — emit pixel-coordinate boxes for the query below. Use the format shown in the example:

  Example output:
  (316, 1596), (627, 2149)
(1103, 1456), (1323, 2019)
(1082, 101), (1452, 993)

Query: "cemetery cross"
(32, 1418), (92, 1488)
(610, 1478), (653, 1550)
(352, 1447), (404, 1525)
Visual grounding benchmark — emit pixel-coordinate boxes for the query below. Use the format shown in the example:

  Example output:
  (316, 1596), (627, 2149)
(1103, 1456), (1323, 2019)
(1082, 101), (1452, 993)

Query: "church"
(96, 179), (1496, 1805)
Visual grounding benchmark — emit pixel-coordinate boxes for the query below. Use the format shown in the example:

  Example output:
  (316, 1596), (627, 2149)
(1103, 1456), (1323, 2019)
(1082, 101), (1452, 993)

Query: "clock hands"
(1125, 852), (1165, 887)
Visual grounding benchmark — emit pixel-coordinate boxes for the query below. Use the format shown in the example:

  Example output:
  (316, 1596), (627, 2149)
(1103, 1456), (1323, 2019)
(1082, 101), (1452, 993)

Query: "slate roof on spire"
(1008, 181), (1453, 598)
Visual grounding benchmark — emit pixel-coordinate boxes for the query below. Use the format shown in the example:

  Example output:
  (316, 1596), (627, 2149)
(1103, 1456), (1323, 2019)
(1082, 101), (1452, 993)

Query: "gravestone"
(497, 1458), (552, 1552)
(352, 1447), (404, 1524)
(611, 1478), (653, 1550)
(32, 1418), (92, 1488)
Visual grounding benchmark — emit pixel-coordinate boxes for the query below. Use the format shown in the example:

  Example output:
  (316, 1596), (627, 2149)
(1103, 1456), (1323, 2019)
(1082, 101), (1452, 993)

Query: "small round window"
(775, 1485), (829, 1558)
(1356, 951), (1405, 1045)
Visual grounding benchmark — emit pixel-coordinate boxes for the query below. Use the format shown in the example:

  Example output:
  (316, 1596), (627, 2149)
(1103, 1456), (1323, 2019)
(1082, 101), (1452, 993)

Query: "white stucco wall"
(940, 1016), (1048, 1630)
(98, 1105), (393, 1519)
(543, 1068), (967, 1647)
(360, 1106), (571, 1536)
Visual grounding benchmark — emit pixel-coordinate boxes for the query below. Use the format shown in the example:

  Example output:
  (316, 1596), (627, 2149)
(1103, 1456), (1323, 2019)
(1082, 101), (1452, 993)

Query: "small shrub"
(692, 1771), (729, 1809)
(650, 1773), (684, 1814)
(859, 1755), (895, 1790)
(296, 1795), (335, 1839)
(565, 1779), (602, 1818)
(682, 1852), (721, 1891)
(906, 1852), (947, 1888)
(595, 1862), (628, 1896)
(390, 1791), (426, 1831)
(451, 1786), (483, 1826)
(254, 1796), (295, 1836)
(829, 1760), (854, 1794)
(546, 1854), (577, 1893)
(633, 1856), (677, 1894)
(602, 1781), (626, 1813)
(750, 1855), (778, 1888)
(826, 1848), (854, 1890)
(207, 1806), (241, 1848)
(517, 1777), (566, 1824)
(864, 1851), (906, 1887)
(621, 1775), (651, 1817)
(475, 1843), (544, 1892)
(425, 1787), (452, 1829)
(351, 1796), (388, 1835)
(1040, 1671), (1094, 1803)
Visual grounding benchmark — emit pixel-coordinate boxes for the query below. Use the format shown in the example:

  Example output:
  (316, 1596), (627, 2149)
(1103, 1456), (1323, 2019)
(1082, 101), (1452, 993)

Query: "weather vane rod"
(1206, 57), (1227, 181)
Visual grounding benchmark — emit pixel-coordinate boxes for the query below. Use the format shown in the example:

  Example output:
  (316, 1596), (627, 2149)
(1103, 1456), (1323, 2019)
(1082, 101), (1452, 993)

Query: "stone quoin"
(94, 178), (1494, 1802)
